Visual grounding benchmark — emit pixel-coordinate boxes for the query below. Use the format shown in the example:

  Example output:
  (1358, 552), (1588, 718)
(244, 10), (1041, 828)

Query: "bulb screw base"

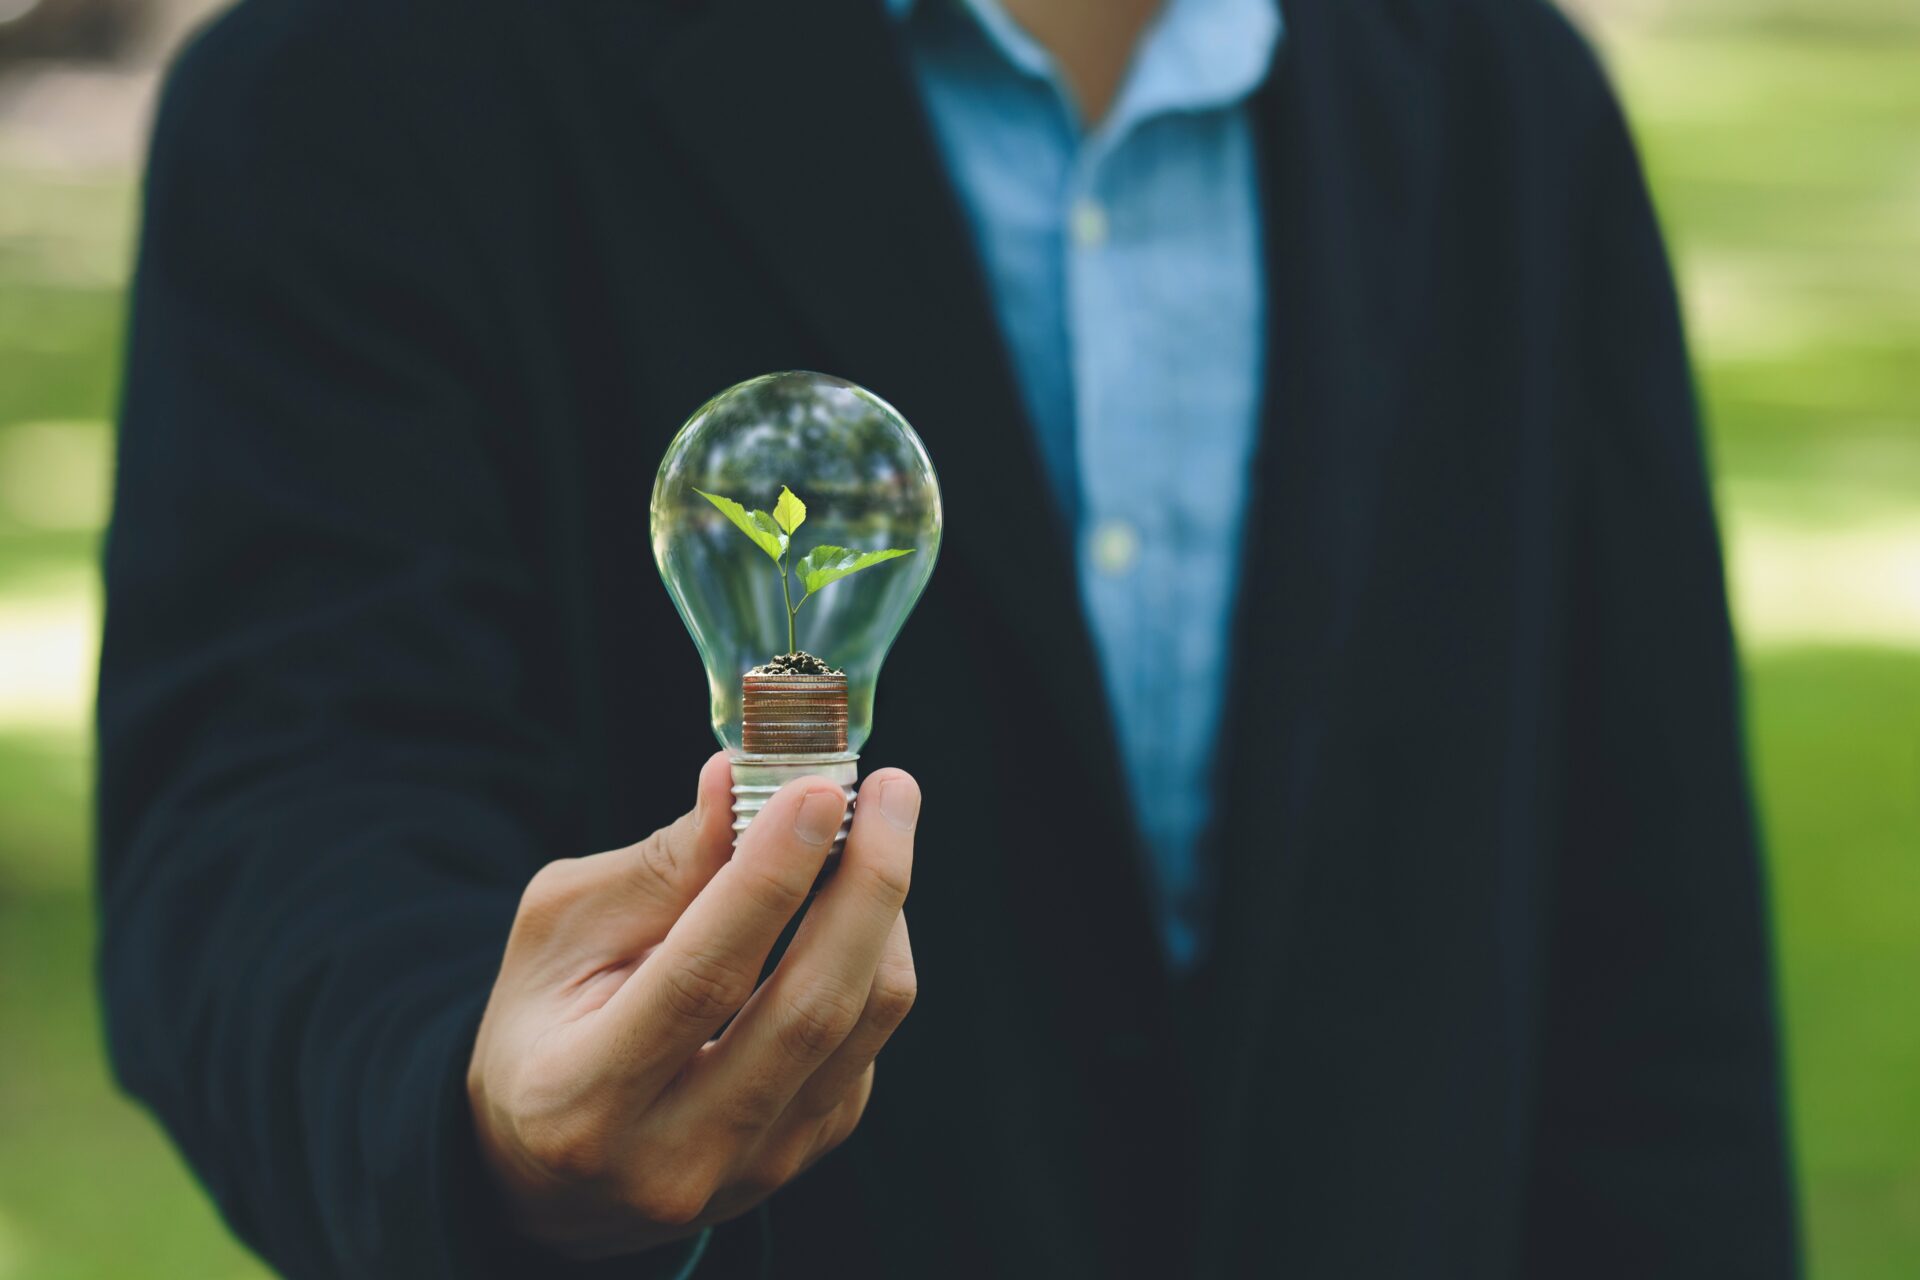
(731, 756), (858, 869)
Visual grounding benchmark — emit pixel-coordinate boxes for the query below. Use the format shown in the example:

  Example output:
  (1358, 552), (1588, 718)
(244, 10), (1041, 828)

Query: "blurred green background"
(1, 0), (1916, 1276)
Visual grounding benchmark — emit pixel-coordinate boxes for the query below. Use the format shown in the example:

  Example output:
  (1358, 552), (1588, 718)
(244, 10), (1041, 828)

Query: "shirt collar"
(886, 0), (1283, 132)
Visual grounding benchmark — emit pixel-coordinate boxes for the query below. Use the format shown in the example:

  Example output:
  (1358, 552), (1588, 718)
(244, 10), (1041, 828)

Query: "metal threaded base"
(730, 756), (858, 868)
(741, 672), (848, 754)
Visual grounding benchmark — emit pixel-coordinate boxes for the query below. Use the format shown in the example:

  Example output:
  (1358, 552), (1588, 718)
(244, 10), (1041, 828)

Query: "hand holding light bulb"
(468, 374), (939, 1259)
(467, 753), (921, 1259)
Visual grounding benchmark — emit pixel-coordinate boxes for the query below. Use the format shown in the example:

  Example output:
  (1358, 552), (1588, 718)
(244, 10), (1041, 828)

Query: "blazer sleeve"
(1519, 26), (1800, 1279)
(98, 8), (735, 1277)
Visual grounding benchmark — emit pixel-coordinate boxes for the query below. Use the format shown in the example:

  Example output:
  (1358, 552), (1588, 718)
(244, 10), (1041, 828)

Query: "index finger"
(587, 777), (849, 1101)
(689, 769), (918, 1121)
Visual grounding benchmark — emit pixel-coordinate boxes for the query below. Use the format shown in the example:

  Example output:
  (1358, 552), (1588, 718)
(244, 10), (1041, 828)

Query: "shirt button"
(1070, 199), (1109, 248)
(1090, 519), (1140, 576)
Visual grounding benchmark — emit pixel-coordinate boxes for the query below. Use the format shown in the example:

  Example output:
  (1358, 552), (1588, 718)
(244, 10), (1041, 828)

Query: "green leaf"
(748, 509), (786, 550)
(694, 488), (787, 561)
(795, 544), (915, 594)
(772, 485), (807, 536)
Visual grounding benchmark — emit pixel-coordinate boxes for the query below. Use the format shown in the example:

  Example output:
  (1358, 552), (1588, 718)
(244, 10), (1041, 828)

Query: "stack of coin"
(741, 671), (849, 754)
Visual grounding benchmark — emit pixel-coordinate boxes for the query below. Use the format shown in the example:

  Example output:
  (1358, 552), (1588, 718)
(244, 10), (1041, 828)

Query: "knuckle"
(659, 949), (757, 1024)
(848, 854), (912, 911)
(517, 1111), (611, 1184)
(517, 859), (583, 918)
(507, 875), (572, 952)
(776, 984), (865, 1065)
(867, 966), (919, 1029)
(732, 858), (811, 917)
(625, 1172), (711, 1229)
(632, 830), (682, 887)
(722, 1084), (786, 1134)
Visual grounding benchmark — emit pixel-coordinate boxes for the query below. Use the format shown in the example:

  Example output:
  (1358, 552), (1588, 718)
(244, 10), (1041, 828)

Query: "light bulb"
(650, 371), (942, 855)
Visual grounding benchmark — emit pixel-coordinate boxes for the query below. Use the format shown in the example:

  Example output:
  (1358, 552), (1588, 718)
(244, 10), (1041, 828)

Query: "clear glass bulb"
(650, 371), (942, 762)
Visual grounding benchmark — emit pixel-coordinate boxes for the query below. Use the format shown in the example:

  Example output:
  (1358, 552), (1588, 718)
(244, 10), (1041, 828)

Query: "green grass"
(0, 889), (269, 1280)
(1745, 650), (1920, 1279)
(0, 725), (269, 1278)
(0, 12), (1917, 1278)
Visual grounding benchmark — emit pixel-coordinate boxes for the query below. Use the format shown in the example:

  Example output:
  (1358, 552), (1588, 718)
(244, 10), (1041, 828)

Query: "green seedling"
(694, 485), (913, 656)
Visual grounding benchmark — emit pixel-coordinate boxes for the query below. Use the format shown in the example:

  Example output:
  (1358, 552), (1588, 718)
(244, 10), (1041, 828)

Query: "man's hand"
(468, 753), (920, 1260)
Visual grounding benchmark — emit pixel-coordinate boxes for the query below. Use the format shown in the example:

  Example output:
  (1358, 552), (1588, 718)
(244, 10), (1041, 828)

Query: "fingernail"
(878, 778), (920, 831)
(794, 788), (845, 846)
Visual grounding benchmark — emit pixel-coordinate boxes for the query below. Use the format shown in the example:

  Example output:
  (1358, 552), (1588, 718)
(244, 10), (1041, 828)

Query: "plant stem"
(780, 550), (796, 653)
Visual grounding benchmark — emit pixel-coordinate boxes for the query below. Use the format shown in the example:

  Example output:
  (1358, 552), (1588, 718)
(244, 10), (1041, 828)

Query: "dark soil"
(749, 651), (844, 677)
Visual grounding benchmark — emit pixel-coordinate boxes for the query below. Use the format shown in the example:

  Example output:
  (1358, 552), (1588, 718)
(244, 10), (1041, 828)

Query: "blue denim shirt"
(892, 0), (1281, 970)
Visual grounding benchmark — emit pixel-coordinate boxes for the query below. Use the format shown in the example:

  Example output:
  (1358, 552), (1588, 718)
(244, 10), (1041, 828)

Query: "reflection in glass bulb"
(650, 371), (942, 762)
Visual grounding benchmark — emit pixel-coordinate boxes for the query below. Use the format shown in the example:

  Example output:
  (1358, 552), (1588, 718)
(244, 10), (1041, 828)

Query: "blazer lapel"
(1193, 0), (1444, 1233)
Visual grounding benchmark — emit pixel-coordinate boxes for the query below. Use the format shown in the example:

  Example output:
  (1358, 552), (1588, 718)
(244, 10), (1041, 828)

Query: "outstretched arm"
(98, 5), (918, 1275)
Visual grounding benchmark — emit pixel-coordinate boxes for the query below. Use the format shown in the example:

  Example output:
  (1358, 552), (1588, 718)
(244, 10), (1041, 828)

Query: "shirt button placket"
(1091, 518), (1141, 576)
(1066, 160), (1113, 580)
(1069, 197), (1109, 250)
